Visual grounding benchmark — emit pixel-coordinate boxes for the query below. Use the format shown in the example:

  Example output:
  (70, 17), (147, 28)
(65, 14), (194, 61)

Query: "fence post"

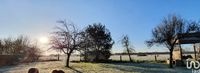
(120, 55), (122, 62)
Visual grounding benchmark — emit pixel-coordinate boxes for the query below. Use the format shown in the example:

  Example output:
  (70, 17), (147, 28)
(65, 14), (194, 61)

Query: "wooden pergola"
(176, 32), (200, 60)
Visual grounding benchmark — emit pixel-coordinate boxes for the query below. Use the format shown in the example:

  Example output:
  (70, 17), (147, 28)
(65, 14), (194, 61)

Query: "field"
(0, 55), (191, 73)
(110, 54), (169, 61)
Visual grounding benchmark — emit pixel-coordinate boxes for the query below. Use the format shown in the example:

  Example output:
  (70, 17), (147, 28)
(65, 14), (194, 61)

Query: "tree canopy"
(83, 23), (114, 61)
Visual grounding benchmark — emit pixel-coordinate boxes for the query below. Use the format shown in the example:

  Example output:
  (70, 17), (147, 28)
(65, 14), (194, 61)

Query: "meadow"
(0, 55), (191, 73)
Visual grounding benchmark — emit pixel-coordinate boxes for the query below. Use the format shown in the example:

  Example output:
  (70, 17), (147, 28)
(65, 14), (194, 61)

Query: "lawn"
(0, 60), (191, 73)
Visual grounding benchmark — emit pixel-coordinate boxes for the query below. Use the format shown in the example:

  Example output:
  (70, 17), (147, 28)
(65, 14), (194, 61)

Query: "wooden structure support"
(176, 32), (200, 60)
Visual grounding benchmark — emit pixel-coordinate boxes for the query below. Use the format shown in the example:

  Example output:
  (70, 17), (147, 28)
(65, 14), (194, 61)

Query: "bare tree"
(25, 43), (41, 62)
(146, 15), (185, 68)
(186, 21), (200, 33)
(49, 36), (63, 61)
(121, 35), (134, 62)
(50, 20), (81, 67)
(3, 38), (13, 54)
(0, 36), (41, 63)
(122, 47), (135, 54)
(12, 36), (29, 55)
(0, 40), (3, 54)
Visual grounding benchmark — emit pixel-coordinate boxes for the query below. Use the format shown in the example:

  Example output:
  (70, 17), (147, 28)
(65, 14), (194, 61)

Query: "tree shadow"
(0, 65), (16, 73)
(68, 67), (83, 73)
(100, 62), (190, 73)
(0, 63), (29, 73)
(0, 62), (38, 73)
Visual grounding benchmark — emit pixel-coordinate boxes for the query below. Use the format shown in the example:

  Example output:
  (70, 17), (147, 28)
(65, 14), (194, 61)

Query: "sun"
(39, 36), (49, 44)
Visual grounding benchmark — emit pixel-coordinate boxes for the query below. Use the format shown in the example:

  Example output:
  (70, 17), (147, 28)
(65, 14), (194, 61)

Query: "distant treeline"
(113, 51), (196, 55)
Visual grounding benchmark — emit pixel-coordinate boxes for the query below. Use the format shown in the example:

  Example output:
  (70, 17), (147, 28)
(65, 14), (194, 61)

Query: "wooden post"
(155, 54), (157, 62)
(80, 53), (81, 61)
(178, 43), (185, 66)
(57, 54), (60, 61)
(179, 43), (183, 61)
(120, 55), (122, 62)
(193, 44), (197, 60)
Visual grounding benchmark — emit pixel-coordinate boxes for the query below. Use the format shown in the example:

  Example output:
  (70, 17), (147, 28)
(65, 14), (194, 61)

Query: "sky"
(1, 0), (200, 54)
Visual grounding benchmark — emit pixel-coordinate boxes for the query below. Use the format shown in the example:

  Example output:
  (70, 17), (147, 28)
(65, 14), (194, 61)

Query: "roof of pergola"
(176, 32), (200, 44)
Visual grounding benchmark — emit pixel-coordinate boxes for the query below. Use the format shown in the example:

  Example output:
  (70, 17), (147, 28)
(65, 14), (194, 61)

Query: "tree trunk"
(84, 48), (87, 61)
(79, 51), (82, 61)
(95, 52), (99, 61)
(169, 49), (173, 68)
(95, 47), (100, 61)
(127, 49), (132, 62)
(66, 53), (71, 67)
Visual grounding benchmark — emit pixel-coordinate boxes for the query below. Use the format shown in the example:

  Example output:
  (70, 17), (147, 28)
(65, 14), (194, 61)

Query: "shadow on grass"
(70, 60), (190, 73)
(0, 62), (39, 73)
(0, 65), (16, 73)
(100, 62), (190, 73)
(68, 67), (83, 73)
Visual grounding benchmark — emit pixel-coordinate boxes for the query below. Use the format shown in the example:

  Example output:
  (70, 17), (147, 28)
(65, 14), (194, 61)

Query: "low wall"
(0, 55), (19, 66)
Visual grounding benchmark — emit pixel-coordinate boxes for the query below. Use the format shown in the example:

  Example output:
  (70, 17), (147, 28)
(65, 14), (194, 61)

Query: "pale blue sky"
(0, 0), (200, 53)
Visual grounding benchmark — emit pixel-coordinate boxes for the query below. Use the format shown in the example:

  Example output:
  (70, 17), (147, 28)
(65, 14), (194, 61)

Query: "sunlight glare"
(39, 36), (49, 44)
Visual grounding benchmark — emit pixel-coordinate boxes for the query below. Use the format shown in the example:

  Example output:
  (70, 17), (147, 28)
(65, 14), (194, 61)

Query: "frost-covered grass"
(0, 61), (72, 73)
(0, 60), (191, 73)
